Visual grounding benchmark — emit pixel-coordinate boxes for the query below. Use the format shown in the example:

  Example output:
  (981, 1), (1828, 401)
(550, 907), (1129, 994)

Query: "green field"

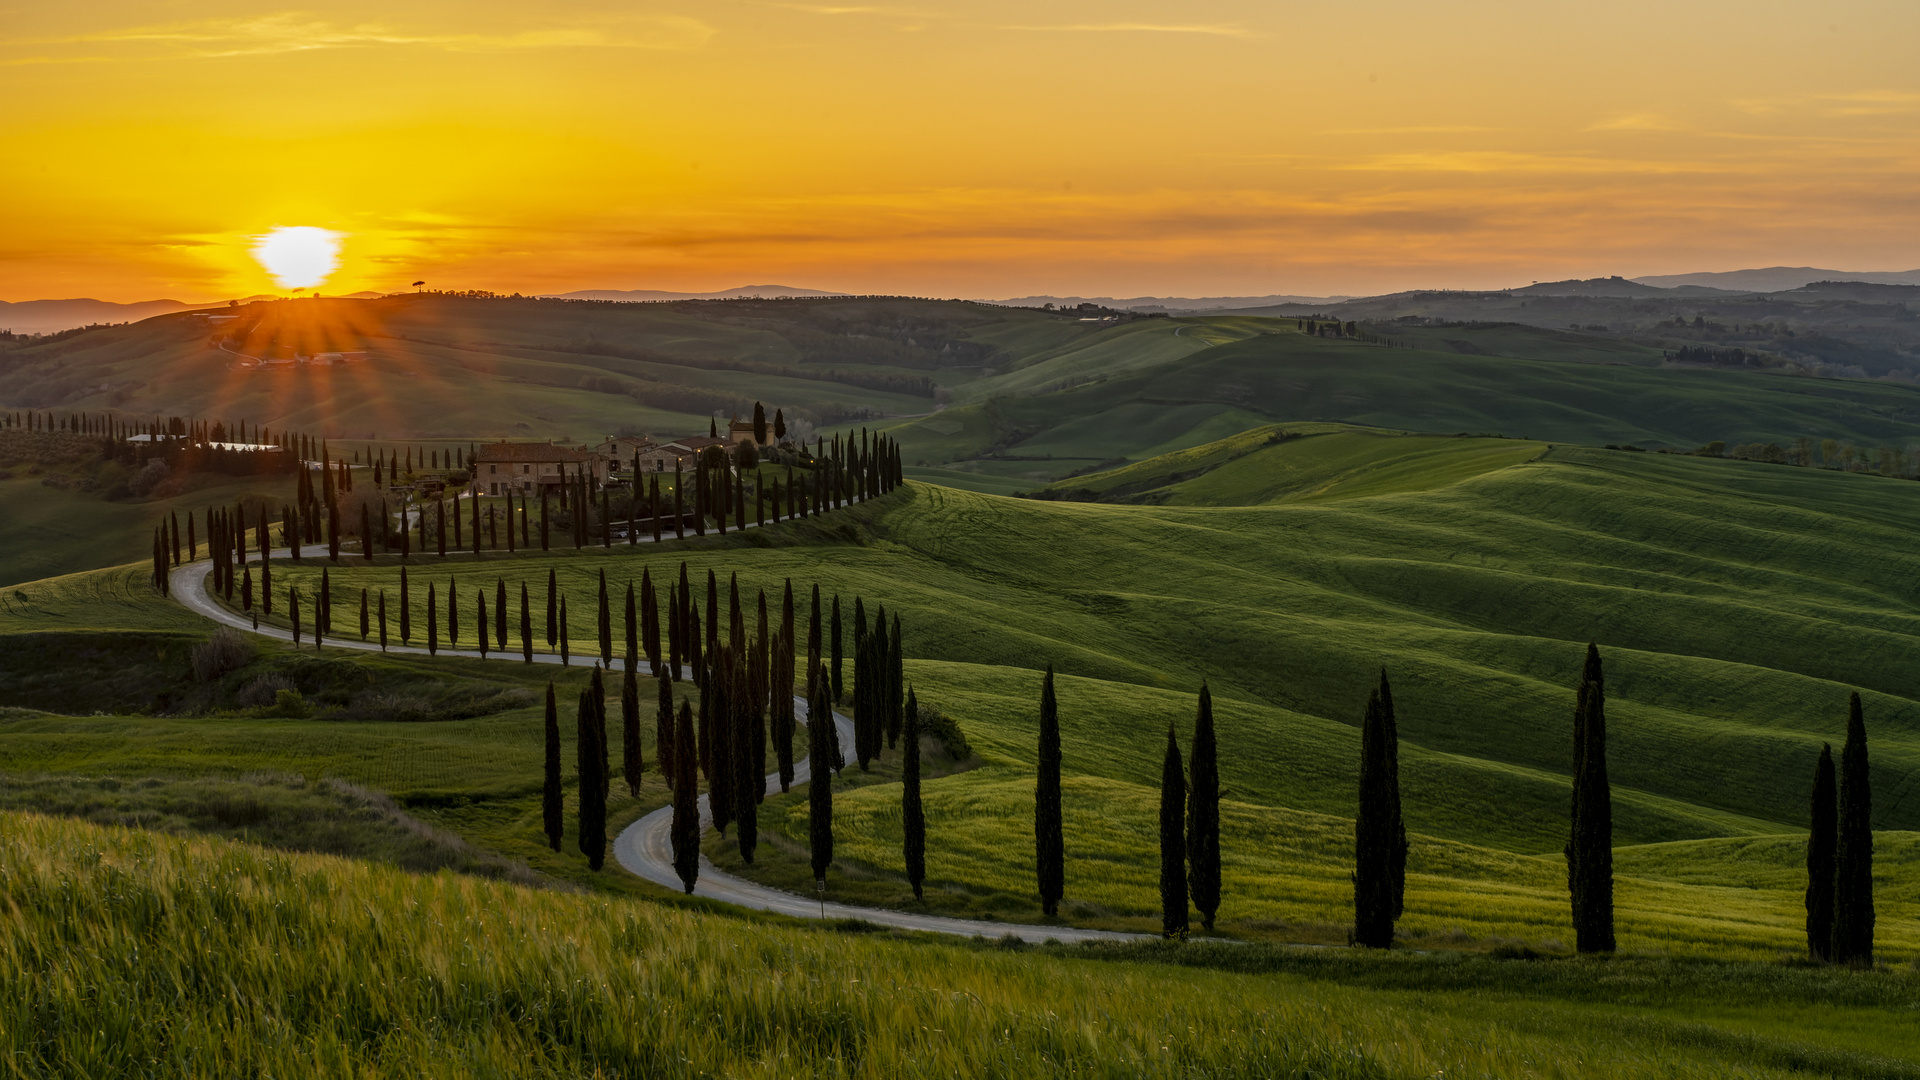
(7, 812), (1920, 1078)
(12, 428), (1920, 961)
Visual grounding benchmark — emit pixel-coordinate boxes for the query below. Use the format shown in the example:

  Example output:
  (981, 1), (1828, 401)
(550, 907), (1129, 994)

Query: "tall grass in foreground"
(2, 813), (1913, 1078)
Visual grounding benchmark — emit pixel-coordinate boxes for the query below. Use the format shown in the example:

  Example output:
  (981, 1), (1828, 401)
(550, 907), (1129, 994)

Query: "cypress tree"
(291, 588), (302, 646)
(598, 569), (612, 666)
(809, 662), (834, 884)
(546, 569), (558, 650)
(543, 682), (563, 852)
(1160, 724), (1189, 938)
(1188, 683), (1222, 931)
(578, 680), (608, 870)
(426, 584), (438, 655)
(377, 590), (387, 651)
(476, 590), (488, 658)
(643, 567), (661, 676)
(399, 566), (411, 642)
(671, 700), (700, 893)
(1566, 643), (1616, 954)
(496, 577), (508, 652)
(706, 569), (719, 663)
(358, 587), (369, 641)
(903, 686), (925, 899)
(778, 580), (797, 792)
(1833, 692), (1874, 967)
(622, 665), (643, 797)
(436, 500), (446, 557)
(559, 597), (571, 666)
(447, 574), (458, 648)
(319, 566), (332, 635)
(1806, 744), (1837, 962)
(734, 651), (759, 863)
(830, 595), (844, 703)
(1036, 665), (1064, 917)
(808, 584), (823, 693)
(624, 580), (638, 674)
(657, 668), (677, 785)
(520, 582), (533, 663)
(1353, 673), (1407, 949)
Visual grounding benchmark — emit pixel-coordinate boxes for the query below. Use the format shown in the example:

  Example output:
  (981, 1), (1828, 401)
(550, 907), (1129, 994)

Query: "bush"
(918, 703), (972, 760)
(236, 674), (294, 708)
(190, 629), (252, 682)
(272, 689), (309, 718)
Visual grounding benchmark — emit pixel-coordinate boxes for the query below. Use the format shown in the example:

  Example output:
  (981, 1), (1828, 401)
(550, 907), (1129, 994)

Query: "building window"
(490, 464), (497, 474)
(522, 465), (530, 474)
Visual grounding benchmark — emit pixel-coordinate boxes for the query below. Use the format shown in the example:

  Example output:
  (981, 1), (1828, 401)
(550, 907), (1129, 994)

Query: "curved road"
(170, 555), (1141, 944)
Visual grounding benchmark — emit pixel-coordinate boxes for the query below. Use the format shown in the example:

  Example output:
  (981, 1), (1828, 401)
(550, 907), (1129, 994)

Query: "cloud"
(1732, 90), (1920, 118)
(998, 23), (1255, 38)
(1336, 150), (1702, 175)
(6, 11), (713, 60)
(1586, 113), (1687, 132)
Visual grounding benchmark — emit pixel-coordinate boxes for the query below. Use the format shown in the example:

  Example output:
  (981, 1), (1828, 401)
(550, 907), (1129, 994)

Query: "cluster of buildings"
(467, 418), (767, 498)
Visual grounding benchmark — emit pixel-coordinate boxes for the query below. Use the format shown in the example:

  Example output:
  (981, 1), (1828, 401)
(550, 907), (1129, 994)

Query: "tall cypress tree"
(830, 595), (844, 703)
(520, 582), (533, 663)
(1188, 683), (1221, 931)
(1565, 643), (1616, 954)
(622, 665), (643, 797)
(671, 700), (700, 893)
(559, 597), (570, 666)
(546, 569), (558, 650)
(809, 661), (835, 883)
(426, 584), (438, 655)
(598, 569), (613, 666)
(1353, 675), (1406, 949)
(657, 669), (677, 786)
(643, 567), (662, 677)
(903, 686), (925, 899)
(733, 651), (759, 864)
(399, 565), (410, 642)
(543, 682), (563, 852)
(1806, 743), (1837, 962)
(578, 678), (608, 870)
(377, 590), (387, 651)
(888, 613), (904, 750)
(778, 579), (798, 792)
(447, 573), (458, 648)
(1036, 665), (1064, 917)
(476, 589), (488, 658)
(708, 648), (734, 836)
(624, 579), (638, 673)
(1833, 692), (1874, 968)
(1160, 724), (1189, 938)
(495, 577), (508, 652)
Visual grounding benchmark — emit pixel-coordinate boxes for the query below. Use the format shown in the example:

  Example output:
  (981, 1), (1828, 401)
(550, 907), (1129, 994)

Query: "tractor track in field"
(168, 552), (1143, 945)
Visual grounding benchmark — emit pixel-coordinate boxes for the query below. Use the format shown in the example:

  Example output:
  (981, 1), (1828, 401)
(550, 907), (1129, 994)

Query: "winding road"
(169, 553), (1141, 944)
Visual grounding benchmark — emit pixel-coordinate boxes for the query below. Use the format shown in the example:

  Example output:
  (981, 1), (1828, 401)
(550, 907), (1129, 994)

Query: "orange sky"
(3, 0), (1919, 301)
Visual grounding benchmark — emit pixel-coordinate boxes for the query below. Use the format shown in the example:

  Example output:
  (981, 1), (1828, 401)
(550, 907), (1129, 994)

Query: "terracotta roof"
(729, 419), (757, 431)
(474, 441), (597, 463)
(661, 435), (729, 452)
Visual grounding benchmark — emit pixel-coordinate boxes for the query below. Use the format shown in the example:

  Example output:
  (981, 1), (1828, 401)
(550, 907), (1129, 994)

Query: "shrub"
(272, 689), (309, 718)
(918, 703), (972, 760)
(236, 674), (295, 709)
(190, 629), (252, 682)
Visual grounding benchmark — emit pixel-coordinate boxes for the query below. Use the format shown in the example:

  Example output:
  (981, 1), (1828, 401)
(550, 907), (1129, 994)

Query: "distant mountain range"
(994, 293), (1352, 312)
(542, 285), (848, 302)
(1630, 266), (1920, 292)
(12, 269), (1920, 335)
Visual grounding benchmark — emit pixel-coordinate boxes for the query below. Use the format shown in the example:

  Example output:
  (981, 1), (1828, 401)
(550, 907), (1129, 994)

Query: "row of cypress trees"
(151, 425), (907, 595)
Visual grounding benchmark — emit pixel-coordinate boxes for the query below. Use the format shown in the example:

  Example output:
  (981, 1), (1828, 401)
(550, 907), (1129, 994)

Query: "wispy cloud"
(1337, 150), (1704, 175)
(1587, 113), (1687, 132)
(1732, 90), (1920, 117)
(999, 23), (1255, 38)
(6, 11), (713, 61)
(1326, 125), (1499, 136)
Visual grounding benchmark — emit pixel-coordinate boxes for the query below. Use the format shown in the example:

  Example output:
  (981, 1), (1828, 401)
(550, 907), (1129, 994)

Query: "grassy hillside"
(13, 814), (1920, 1077)
(12, 433), (1901, 949)
(875, 329), (1920, 488)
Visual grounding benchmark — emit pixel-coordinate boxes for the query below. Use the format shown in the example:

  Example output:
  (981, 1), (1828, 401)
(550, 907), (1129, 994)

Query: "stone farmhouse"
(468, 441), (606, 497)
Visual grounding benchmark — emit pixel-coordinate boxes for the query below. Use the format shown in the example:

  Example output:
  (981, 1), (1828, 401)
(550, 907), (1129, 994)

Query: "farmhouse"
(633, 434), (729, 474)
(468, 441), (606, 497)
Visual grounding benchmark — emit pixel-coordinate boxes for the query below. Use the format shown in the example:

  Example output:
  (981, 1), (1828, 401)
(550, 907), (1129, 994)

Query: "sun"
(251, 226), (343, 290)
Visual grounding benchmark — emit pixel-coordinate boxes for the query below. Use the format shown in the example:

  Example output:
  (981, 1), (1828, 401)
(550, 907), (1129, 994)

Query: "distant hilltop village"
(469, 416), (779, 498)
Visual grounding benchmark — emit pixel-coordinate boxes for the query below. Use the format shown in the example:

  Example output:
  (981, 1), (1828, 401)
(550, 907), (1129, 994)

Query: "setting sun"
(250, 227), (343, 291)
